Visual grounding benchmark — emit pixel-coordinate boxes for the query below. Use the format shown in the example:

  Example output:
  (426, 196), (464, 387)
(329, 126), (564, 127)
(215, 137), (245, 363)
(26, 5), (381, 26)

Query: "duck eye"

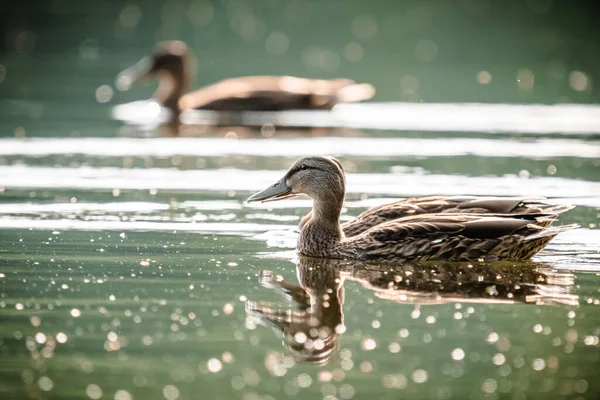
(300, 164), (307, 170)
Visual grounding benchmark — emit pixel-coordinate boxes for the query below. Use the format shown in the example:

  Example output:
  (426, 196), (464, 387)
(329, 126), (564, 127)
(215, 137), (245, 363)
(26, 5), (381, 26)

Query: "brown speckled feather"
(331, 214), (575, 262)
(299, 196), (573, 236)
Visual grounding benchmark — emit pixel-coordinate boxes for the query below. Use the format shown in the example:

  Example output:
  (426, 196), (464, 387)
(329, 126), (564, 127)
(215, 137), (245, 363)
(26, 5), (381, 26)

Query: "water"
(2, 1), (600, 398)
(1, 127), (599, 400)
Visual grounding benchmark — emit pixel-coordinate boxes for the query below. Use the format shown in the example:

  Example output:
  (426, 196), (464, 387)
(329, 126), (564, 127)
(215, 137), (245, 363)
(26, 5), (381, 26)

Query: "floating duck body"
(248, 156), (576, 262)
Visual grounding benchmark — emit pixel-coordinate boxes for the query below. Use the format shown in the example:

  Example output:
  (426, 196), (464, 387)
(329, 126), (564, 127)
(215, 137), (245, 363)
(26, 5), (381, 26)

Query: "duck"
(246, 156), (577, 262)
(300, 195), (574, 236)
(116, 41), (375, 123)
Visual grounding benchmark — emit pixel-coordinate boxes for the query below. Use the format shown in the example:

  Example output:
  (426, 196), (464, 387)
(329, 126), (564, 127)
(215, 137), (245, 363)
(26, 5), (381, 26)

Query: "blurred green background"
(0, 0), (599, 137)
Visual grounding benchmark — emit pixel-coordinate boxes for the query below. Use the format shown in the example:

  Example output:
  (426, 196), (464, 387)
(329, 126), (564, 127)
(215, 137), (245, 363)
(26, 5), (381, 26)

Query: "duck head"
(116, 41), (192, 116)
(247, 156), (346, 205)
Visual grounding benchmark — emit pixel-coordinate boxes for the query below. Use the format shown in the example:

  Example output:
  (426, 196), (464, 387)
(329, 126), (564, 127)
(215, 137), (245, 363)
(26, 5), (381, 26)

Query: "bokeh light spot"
(38, 376), (53, 392)
(569, 71), (590, 92)
(412, 369), (428, 383)
(86, 384), (102, 399)
(451, 348), (465, 360)
(517, 68), (535, 91)
(415, 39), (437, 62)
(344, 42), (364, 62)
(265, 32), (290, 55)
(162, 385), (179, 400)
(477, 70), (492, 84)
(119, 5), (142, 29)
(352, 15), (378, 40)
(96, 85), (114, 103)
(188, 0), (214, 26)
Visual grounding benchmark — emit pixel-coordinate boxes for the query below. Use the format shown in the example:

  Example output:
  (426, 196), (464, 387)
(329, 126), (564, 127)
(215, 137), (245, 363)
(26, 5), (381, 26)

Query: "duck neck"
(312, 198), (343, 234)
(154, 69), (188, 118)
(298, 195), (344, 256)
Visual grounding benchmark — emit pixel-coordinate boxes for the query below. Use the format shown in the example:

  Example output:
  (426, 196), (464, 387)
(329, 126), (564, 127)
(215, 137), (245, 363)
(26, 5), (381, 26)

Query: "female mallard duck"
(247, 156), (577, 262)
(116, 41), (375, 122)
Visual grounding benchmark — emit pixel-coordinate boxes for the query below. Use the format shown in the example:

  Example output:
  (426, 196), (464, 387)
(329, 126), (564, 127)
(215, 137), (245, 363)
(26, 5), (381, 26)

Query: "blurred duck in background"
(115, 41), (375, 124)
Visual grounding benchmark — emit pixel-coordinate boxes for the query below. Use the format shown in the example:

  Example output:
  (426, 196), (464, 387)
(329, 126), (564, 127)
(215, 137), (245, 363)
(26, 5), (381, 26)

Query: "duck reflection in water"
(246, 256), (577, 365)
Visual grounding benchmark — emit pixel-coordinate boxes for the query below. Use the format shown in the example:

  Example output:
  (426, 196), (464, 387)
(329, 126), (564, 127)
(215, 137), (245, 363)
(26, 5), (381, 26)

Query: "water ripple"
(0, 217), (287, 234)
(1, 165), (599, 201)
(1, 136), (598, 158)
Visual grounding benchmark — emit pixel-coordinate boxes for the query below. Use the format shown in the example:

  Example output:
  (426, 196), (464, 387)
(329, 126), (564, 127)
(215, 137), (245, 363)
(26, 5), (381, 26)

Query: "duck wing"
(451, 197), (574, 215)
(179, 76), (374, 111)
(347, 214), (577, 262)
(341, 196), (573, 236)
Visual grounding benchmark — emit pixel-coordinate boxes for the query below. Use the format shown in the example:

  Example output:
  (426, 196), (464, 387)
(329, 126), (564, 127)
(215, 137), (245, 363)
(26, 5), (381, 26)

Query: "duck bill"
(115, 57), (153, 92)
(247, 177), (294, 203)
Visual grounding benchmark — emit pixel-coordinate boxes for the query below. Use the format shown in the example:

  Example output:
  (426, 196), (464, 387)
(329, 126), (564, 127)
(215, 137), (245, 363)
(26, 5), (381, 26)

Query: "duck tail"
(512, 203), (575, 227)
(524, 223), (579, 241)
(509, 223), (578, 260)
(335, 83), (376, 103)
(534, 203), (576, 215)
(495, 212), (559, 228)
(533, 215), (558, 227)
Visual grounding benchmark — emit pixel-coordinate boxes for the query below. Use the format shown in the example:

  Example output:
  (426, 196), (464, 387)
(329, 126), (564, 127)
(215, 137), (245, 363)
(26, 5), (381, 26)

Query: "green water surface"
(1, 1), (600, 399)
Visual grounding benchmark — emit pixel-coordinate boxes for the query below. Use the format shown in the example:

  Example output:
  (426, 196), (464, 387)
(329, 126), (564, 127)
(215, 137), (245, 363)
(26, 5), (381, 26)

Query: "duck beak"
(247, 177), (294, 203)
(115, 57), (153, 91)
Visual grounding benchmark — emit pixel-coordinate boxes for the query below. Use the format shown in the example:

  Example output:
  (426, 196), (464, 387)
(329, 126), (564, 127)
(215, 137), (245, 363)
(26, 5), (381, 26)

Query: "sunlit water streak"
(331, 102), (600, 134)
(2, 209), (595, 271)
(1, 136), (598, 158)
(1, 197), (597, 217)
(1, 165), (599, 200)
(0, 218), (288, 234)
(0, 201), (170, 214)
(114, 101), (600, 134)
